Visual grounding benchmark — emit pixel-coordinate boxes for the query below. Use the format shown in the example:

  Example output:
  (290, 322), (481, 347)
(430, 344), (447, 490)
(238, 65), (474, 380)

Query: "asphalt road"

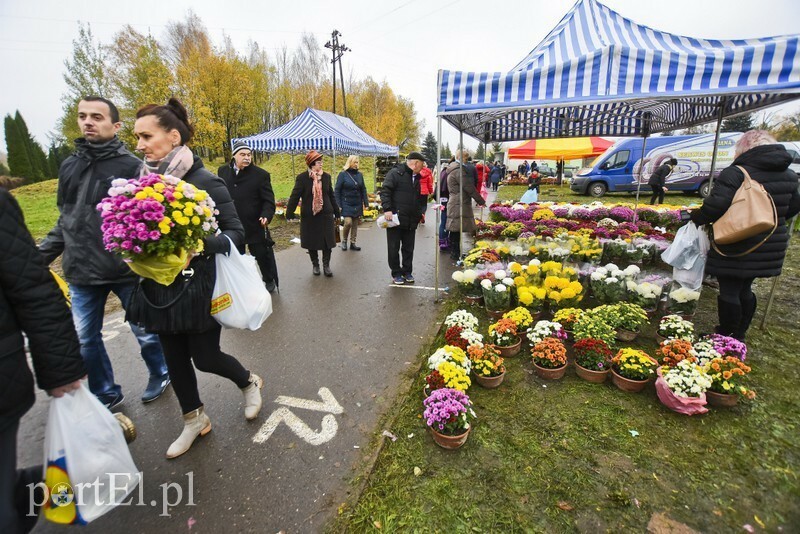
(20, 205), (455, 534)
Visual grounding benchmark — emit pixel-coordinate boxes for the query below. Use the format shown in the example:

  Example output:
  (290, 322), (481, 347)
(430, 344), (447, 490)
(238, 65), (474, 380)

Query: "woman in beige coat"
(445, 156), (485, 261)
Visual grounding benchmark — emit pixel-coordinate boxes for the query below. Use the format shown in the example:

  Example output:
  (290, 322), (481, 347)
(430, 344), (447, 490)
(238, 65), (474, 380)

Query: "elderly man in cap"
(380, 152), (426, 285)
(218, 141), (278, 292)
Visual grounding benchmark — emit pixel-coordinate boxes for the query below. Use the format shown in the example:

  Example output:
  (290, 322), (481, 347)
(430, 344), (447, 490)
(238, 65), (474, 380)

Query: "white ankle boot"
(166, 407), (211, 459)
(241, 373), (263, 420)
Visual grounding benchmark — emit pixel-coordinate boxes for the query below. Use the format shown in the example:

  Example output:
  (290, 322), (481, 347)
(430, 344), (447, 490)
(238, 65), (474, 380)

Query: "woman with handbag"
(286, 151), (341, 276)
(128, 98), (263, 459)
(690, 130), (800, 341)
(334, 155), (368, 251)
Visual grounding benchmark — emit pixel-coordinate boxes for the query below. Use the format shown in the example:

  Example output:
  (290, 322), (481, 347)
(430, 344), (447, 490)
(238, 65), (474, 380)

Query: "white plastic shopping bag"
(211, 236), (272, 330)
(520, 188), (539, 204)
(673, 225), (709, 290)
(376, 214), (400, 229)
(661, 222), (702, 269)
(43, 384), (140, 525)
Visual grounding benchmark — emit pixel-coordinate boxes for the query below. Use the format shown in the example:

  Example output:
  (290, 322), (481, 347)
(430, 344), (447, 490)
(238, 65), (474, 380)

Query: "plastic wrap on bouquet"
(482, 285), (511, 312)
(125, 250), (189, 286)
(655, 367), (708, 415)
(667, 281), (701, 317)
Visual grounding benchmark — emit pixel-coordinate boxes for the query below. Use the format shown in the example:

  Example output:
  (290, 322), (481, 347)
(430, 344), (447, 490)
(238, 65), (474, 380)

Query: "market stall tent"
(508, 136), (614, 160)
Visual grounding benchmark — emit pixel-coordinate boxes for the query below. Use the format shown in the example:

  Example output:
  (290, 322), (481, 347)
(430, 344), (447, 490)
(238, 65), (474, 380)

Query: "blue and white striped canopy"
(234, 108), (398, 156)
(437, 0), (800, 141)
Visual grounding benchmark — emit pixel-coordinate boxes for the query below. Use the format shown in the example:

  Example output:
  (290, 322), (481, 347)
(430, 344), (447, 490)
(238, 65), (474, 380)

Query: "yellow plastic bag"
(125, 250), (188, 286)
(50, 270), (71, 307)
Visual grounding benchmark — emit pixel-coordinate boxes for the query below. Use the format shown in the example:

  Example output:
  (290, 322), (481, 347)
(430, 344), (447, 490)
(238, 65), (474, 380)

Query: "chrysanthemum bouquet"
(444, 309), (480, 331)
(467, 344), (505, 377)
(705, 357), (755, 398)
(657, 338), (697, 367)
(596, 302), (649, 333)
(573, 310), (617, 347)
(661, 360), (712, 398)
(531, 337), (567, 369)
(423, 388), (476, 435)
(480, 270), (514, 311)
(487, 318), (519, 347)
(428, 345), (471, 374)
(97, 173), (218, 285)
(625, 276), (667, 311)
(573, 338), (613, 371)
(704, 334), (747, 361)
(502, 306), (534, 331)
(444, 325), (483, 350)
(552, 308), (582, 331)
(526, 320), (566, 344)
(451, 269), (480, 297)
(667, 283), (701, 316)
(612, 348), (657, 381)
(690, 339), (722, 367)
(657, 315), (695, 341)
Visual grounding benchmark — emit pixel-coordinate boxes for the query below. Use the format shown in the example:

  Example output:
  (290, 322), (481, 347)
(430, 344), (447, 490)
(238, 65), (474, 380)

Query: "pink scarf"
(140, 145), (194, 179)
(310, 167), (324, 215)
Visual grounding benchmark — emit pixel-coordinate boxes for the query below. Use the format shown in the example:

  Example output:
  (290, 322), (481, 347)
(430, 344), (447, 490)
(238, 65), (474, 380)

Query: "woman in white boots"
(128, 98), (264, 459)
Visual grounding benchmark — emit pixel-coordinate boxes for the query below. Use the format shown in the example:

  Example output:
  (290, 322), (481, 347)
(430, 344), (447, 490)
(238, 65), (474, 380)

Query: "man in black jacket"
(380, 152), (424, 285)
(1, 189), (85, 533)
(218, 142), (278, 292)
(38, 96), (169, 409)
(648, 157), (677, 204)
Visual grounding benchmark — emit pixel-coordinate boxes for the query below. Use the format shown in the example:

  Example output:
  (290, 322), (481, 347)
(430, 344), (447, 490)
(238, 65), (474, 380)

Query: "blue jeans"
(70, 283), (168, 402)
(439, 205), (448, 241)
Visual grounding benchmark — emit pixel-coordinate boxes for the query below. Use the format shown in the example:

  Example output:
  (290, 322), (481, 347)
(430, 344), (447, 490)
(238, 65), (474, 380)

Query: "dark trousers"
(386, 226), (416, 277)
(649, 184), (664, 205)
(1, 422), (41, 534)
(492, 181), (499, 191)
(438, 206), (449, 241)
(158, 325), (250, 414)
(236, 241), (276, 286)
(308, 249), (332, 266)
(449, 231), (462, 260)
(716, 276), (757, 339)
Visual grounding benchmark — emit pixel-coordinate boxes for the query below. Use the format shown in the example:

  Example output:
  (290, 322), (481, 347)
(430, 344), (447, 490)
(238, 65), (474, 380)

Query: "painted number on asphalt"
(252, 387), (343, 446)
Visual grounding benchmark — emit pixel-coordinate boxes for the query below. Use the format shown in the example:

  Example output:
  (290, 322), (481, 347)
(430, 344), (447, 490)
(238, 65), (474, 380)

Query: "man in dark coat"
(648, 157), (677, 204)
(690, 132), (800, 340)
(1, 189), (85, 533)
(38, 96), (168, 409)
(489, 162), (503, 192)
(218, 142), (278, 292)
(380, 152), (425, 285)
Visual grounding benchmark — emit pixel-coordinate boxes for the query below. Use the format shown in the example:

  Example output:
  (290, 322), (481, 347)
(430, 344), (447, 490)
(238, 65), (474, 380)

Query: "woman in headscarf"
(286, 151), (341, 276)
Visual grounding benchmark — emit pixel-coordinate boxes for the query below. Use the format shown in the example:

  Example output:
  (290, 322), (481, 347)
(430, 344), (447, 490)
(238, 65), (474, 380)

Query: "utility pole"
(324, 30), (351, 116)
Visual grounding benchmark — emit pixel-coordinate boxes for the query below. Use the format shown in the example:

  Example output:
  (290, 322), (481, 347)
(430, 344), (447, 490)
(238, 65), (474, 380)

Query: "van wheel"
(698, 180), (710, 198)
(588, 182), (607, 197)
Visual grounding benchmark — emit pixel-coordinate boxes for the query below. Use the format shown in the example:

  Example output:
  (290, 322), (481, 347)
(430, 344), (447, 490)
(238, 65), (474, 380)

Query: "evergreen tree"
(441, 142), (452, 160)
(47, 141), (72, 178)
(721, 113), (753, 133)
(15, 111), (48, 181)
(420, 131), (438, 166)
(4, 114), (35, 180)
(475, 143), (486, 161)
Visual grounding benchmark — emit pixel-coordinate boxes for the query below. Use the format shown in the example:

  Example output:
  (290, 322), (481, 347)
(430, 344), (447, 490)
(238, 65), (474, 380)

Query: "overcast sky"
(1, 0), (799, 155)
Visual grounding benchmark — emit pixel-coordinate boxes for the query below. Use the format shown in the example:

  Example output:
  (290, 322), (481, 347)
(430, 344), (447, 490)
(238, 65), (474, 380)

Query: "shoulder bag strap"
(710, 166), (778, 258)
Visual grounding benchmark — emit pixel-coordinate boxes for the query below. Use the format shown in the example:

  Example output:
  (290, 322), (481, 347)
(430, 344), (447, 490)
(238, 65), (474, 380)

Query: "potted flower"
(655, 360), (713, 415)
(423, 370), (446, 397)
(423, 388), (477, 449)
(526, 320), (566, 345)
(543, 275), (584, 310)
(531, 337), (568, 380)
(625, 276), (668, 314)
(481, 273), (513, 317)
(488, 318), (521, 357)
(690, 338), (722, 367)
(451, 269), (481, 302)
(444, 309), (480, 332)
(703, 334), (747, 361)
(657, 338), (696, 367)
(553, 308), (582, 340)
(667, 283), (701, 318)
(596, 303), (649, 341)
(573, 310), (617, 347)
(704, 357), (755, 407)
(467, 344), (506, 388)
(589, 267), (626, 304)
(427, 345), (471, 387)
(502, 306), (534, 333)
(516, 284), (547, 317)
(444, 325), (483, 351)
(656, 315), (695, 343)
(573, 338), (613, 383)
(611, 348), (657, 392)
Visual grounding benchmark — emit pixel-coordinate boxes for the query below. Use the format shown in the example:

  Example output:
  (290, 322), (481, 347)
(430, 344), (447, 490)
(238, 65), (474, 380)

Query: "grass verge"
(495, 184), (704, 207)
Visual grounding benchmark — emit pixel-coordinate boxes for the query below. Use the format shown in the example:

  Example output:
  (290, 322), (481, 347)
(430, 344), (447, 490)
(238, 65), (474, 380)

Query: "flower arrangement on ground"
(690, 339), (722, 367)
(667, 284), (701, 316)
(444, 309), (479, 332)
(543, 274), (584, 309)
(553, 308), (582, 332)
(451, 269), (480, 296)
(531, 337), (568, 369)
(573, 309), (617, 347)
(626, 276), (668, 311)
(488, 318), (519, 347)
(704, 334), (747, 361)
(660, 360), (712, 398)
(444, 325), (479, 351)
(612, 348), (657, 381)
(423, 388), (477, 436)
(425, 370), (446, 392)
(526, 320), (566, 344)
(596, 302), (649, 333)
(589, 265), (627, 303)
(657, 315), (695, 341)
(97, 173), (218, 285)
(502, 307), (534, 332)
(705, 357), (755, 398)
(573, 338), (613, 372)
(657, 338), (697, 367)
(427, 345), (471, 374)
(516, 284), (547, 313)
(467, 344), (505, 377)
(481, 273), (513, 311)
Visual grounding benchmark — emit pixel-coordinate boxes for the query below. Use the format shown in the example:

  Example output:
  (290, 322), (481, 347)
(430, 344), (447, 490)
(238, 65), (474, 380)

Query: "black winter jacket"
(217, 162), (275, 244)
(380, 163), (422, 230)
(691, 144), (800, 278)
(0, 190), (85, 432)
(39, 137), (141, 285)
(648, 163), (673, 187)
(286, 171), (340, 250)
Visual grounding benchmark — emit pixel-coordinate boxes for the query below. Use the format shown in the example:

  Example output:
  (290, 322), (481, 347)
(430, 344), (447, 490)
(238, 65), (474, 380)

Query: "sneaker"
(403, 274), (415, 284)
(392, 276), (405, 285)
(102, 392), (125, 411)
(142, 374), (170, 403)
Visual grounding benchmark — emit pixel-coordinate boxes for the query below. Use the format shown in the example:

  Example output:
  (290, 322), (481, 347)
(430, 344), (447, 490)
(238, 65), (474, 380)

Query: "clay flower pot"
(611, 367), (651, 392)
(464, 294), (484, 307)
(429, 426), (471, 450)
(706, 390), (739, 407)
(474, 369), (506, 389)
(423, 385), (432, 398)
(494, 337), (521, 358)
(533, 361), (567, 380)
(486, 308), (507, 320)
(655, 332), (668, 345)
(575, 363), (610, 383)
(616, 328), (639, 342)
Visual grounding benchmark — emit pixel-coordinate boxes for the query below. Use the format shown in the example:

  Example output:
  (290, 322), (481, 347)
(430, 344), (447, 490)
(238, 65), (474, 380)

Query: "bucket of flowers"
(573, 309), (617, 348)
(526, 320), (566, 346)
(451, 269), (482, 303)
(481, 270), (513, 317)
(488, 318), (521, 357)
(543, 275), (584, 310)
(666, 282), (701, 318)
(626, 275), (669, 315)
(423, 388), (477, 449)
(502, 307), (534, 337)
(425, 345), (472, 396)
(656, 315), (695, 344)
(97, 174), (219, 285)
(468, 344), (506, 389)
(655, 359), (712, 415)
(704, 357), (755, 407)
(573, 338), (614, 383)
(690, 338), (723, 367)
(610, 348), (657, 392)
(516, 284), (547, 318)
(596, 303), (649, 342)
(553, 308), (582, 341)
(530, 337), (568, 380)
(589, 266), (627, 304)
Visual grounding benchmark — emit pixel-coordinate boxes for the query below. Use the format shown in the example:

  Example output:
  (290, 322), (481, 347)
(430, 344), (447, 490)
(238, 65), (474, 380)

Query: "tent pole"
(292, 154), (295, 178)
(434, 117), (443, 302)
(708, 96), (728, 192)
(373, 157), (378, 194)
(633, 134), (649, 225)
(459, 129), (464, 263)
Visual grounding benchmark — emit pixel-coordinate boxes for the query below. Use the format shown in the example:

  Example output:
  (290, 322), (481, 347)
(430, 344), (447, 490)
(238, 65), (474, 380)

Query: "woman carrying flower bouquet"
(286, 151), (341, 276)
(129, 98), (263, 459)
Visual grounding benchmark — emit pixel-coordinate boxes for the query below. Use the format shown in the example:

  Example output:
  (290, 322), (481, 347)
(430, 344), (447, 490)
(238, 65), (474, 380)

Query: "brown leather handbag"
(711, 166), (777, 257)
